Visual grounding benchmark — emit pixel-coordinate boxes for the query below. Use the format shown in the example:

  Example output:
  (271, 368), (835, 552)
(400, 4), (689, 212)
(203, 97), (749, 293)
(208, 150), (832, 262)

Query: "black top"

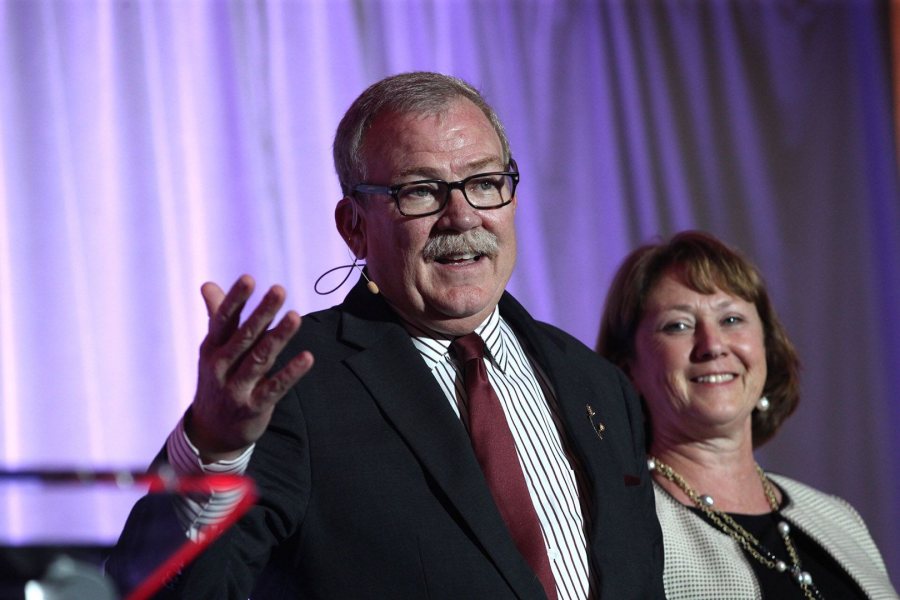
(690, 487), (867, 599)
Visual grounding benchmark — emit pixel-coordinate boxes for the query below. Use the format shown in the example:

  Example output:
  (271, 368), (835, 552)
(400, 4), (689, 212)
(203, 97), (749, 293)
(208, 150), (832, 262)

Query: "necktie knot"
(451, 332), (486, 364)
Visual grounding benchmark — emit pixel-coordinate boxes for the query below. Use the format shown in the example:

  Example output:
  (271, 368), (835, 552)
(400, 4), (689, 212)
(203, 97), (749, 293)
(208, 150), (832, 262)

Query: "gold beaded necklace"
(648, 456), (822, 600)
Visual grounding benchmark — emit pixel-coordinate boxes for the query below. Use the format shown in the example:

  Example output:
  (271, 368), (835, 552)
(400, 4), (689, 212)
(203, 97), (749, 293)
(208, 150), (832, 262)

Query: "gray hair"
(333, 72), (511, 195)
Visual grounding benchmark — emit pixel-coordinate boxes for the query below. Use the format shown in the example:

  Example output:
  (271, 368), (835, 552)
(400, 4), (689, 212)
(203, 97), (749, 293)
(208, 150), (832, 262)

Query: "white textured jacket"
(654, 474), (898, 599)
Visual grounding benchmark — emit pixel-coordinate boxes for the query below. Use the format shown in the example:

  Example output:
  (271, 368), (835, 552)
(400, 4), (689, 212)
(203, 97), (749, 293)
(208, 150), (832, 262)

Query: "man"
(109, 72), (664, 599)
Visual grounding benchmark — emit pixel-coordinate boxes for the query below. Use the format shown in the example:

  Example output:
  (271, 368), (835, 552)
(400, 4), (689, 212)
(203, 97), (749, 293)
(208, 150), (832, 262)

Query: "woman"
(597, 230), (897, 599)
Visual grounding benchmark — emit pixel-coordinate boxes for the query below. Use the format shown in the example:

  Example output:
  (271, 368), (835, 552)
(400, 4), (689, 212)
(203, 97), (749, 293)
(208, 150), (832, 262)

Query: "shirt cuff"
(165, 414), (256, 540)
(166, 414), (255, 476)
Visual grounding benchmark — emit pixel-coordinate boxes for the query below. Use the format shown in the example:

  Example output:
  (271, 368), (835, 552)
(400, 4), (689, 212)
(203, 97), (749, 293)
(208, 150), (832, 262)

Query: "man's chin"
(417, 292), (499, 332)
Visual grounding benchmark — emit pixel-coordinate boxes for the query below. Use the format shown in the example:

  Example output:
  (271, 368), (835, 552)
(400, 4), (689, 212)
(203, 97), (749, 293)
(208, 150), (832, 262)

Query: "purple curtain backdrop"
(1, 0), (898, 581)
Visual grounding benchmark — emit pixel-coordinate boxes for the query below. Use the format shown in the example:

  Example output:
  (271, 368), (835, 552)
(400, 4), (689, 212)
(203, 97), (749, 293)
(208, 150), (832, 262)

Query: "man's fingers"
(217, 286), (288, 368)
(200, 281), (226, 318)
(230, 310), (302, 386)
(254, 350), (314, 406)
(205, 275), (255, 348)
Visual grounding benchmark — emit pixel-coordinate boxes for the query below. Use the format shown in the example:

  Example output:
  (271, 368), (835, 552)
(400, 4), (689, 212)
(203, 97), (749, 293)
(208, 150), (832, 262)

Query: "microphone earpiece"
(355, 264), (379, 294)
(313, 228), (379, 295)
(345, 233), (378, 294)
(313, 260), (379, 296)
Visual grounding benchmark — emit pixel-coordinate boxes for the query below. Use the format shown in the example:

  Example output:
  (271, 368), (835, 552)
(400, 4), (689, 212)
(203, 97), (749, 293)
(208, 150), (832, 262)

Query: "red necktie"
(451, 333), (557, 600)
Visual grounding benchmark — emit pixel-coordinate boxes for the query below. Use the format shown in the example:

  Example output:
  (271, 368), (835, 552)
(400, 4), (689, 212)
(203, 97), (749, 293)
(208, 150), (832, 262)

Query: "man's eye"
(399, 184), (438, 200)
(468, 176), (502, 193)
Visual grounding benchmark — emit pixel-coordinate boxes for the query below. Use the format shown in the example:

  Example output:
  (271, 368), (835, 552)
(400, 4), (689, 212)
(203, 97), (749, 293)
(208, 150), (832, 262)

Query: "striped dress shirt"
(167, 307), (594, 599)
(405, 307), (593, 600)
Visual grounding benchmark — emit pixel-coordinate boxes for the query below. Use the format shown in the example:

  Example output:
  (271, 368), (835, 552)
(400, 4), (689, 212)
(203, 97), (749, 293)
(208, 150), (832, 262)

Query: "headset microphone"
(356, 264), (380, 295)
(312, 224), (379, 295)
(313, 260), (379, 295)
(344, 202), (379, 293)
(344, 246), (379, 294)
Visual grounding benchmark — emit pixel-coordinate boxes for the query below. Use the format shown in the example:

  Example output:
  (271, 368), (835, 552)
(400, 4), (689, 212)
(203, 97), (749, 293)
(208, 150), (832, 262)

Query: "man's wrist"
(183, 407), (252, 464)
(170, 411), (254, 473)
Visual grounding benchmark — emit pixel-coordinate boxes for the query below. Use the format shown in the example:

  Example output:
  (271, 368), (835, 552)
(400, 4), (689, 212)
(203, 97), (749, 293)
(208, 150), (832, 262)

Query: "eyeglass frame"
(350, 158), (520, 217)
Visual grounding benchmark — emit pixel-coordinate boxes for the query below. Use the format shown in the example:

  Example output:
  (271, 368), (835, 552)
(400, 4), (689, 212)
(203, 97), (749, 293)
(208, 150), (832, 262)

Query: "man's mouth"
(436, 252), (484, 264)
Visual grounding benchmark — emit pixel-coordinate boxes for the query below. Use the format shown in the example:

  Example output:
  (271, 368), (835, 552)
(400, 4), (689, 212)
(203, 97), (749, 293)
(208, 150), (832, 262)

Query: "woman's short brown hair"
(596, 230), (800, 447)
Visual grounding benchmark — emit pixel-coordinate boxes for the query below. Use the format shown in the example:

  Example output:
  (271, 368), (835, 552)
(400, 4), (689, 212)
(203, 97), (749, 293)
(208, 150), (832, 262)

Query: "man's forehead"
(361, 101), (504, 178)
(392, 156), (504, 180)
(366, 99), (488, 137)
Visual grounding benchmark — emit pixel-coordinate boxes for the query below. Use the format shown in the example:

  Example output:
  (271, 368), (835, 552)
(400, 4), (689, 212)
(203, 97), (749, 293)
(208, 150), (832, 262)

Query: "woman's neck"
(650, 442), (778, 514)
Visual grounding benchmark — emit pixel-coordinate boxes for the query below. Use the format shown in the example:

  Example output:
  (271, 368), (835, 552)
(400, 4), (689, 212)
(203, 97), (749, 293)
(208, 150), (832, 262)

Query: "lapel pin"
(585, 404), (606, 440)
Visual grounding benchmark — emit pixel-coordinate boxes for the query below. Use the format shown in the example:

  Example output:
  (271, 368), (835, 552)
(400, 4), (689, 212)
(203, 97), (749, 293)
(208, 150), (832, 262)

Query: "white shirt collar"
(404, 306), (509, 374)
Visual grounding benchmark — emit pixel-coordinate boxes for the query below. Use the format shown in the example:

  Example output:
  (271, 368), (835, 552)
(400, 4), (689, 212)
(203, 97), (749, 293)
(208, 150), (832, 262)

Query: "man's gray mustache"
(423, 230), (499, 260)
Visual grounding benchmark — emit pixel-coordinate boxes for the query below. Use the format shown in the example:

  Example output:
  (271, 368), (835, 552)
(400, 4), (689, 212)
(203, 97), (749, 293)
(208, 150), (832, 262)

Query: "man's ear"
(336, 196), (366, 259)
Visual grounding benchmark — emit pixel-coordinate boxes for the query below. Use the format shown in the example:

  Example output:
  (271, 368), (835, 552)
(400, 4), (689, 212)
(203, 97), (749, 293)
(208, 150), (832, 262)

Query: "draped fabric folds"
(0, 0), (897, 579)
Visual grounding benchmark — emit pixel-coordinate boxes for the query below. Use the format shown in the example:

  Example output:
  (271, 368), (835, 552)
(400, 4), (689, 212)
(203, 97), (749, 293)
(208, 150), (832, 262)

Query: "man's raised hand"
(187, 274), (313, 462)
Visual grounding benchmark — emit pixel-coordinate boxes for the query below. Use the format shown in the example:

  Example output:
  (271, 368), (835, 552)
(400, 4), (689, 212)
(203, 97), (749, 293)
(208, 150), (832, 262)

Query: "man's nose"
(437, 188), (481, 231)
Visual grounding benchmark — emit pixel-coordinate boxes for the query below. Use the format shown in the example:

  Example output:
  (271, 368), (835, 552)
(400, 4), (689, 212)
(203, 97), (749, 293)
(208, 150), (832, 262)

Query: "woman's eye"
(722, 315), (744, 326)
(661, 321), (689, 333)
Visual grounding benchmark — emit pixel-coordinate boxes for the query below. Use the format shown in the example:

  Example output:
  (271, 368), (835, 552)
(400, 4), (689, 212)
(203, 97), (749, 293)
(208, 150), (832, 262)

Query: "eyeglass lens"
(397, 173), (515, 215)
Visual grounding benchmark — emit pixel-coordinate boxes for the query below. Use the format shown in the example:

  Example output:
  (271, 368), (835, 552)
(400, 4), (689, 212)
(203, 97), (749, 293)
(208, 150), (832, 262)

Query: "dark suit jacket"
(109, 280), (664, 599)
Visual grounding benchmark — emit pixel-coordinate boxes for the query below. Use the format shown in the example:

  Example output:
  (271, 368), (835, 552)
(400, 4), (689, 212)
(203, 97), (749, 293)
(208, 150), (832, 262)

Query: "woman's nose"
(693, 323), (726, 360)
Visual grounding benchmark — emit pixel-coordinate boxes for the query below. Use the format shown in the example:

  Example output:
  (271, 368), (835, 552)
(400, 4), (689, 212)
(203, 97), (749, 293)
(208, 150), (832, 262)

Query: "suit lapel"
(336, 286), (546, 600)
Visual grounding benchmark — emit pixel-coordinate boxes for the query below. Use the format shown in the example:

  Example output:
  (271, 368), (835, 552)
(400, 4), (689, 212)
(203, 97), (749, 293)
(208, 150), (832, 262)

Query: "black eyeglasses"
(352, 159), (520, 217)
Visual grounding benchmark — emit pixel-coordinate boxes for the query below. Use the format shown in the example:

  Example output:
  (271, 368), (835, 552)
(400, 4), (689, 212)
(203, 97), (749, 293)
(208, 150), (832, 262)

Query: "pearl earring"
(756, 396), (771, 412)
